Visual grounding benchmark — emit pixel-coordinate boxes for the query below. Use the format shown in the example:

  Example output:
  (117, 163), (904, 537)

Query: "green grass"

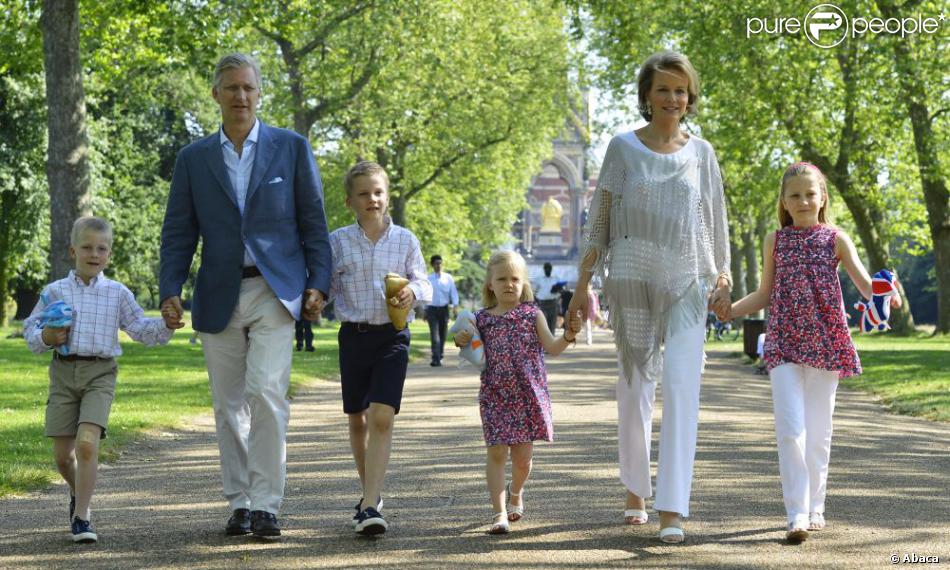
(0, 314), (426, 497)
(706, 328), (950, 422)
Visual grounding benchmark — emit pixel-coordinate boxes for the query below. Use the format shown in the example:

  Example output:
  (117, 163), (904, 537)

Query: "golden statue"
(540, 197), (563, 233)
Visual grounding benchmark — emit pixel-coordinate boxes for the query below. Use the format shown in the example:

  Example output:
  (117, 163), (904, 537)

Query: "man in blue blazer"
(159, 53), (330, 539)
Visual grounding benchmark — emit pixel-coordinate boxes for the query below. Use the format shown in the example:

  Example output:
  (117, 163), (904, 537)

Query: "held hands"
(303, 289), (325, 321)
(42, 326), (70, 347)
(566, 294), (588, 327)
(160, 296), (186, 330)
(710, 285), (731, 321)
(567, 309), (583, 339)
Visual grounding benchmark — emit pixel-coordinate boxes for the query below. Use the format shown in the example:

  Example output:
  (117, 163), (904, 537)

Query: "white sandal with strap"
(659, 525), (685, 544)
(488, 512), (510, 535)
(808, 512), (825, 531)
(506, 483), (525, 522)
(624, 509), (648, 525)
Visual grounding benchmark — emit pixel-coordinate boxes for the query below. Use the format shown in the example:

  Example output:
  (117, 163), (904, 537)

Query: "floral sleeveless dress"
(763, 224), (861, 378)
(476, 303), (553, 445)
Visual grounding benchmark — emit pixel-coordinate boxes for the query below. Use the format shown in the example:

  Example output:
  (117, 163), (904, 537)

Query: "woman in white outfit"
(568, 51), (732, 543)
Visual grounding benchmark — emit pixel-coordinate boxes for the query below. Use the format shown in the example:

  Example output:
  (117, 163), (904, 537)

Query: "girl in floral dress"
(726, 162), (901, 544)
(454, 251), (581, 535)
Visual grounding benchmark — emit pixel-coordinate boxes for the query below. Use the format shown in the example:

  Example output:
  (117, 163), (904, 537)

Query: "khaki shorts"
(45, 356), (117, 439)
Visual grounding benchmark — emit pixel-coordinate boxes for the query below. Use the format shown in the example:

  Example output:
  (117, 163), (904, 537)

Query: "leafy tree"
(0, 1), (48, 322)
(574, 0), (941, 333)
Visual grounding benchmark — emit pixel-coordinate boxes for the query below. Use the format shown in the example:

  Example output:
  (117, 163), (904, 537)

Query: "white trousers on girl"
(616, 318), (705, 517)
(769, 363), (839, 525)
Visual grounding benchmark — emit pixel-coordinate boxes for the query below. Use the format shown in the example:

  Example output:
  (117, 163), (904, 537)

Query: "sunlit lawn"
(705, 327), (949, 422)
(0, 314), (426, 497)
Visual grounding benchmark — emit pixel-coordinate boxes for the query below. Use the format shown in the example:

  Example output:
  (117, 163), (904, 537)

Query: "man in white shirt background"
(426, 255), (459, 367)
(534, 262), (560, 334)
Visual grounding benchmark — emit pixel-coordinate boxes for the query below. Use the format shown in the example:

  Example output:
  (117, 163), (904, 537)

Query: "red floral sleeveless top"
(763, 224), (861, 378)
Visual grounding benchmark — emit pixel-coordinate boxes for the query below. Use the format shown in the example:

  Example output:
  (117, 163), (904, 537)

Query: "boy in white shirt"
(23, 216), (176, 543)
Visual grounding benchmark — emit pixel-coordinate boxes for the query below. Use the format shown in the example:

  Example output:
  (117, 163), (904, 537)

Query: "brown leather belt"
(54, 353), (112, 362)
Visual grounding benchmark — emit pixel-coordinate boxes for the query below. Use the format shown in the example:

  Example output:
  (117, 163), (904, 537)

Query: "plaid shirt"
(24, 271), (174, 357)
(329, 219), (432, 325)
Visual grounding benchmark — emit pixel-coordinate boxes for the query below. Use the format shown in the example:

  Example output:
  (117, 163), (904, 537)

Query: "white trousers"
(200, 276), (295, 514)
(616, 318), (705, 517)
(769, 363), (839, 524)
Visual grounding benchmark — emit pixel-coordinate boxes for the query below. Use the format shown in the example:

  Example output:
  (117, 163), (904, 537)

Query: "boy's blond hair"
(481, 250), (535, 308)
(70, 216), (113, 246)
(344, 161), (390, 196)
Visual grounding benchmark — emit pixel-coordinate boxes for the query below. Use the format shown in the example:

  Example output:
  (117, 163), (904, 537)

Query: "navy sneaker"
(225, 508), (251, 535)
(71, 517), (97, 543)
(68, 494), (76, 523)
(250, 510), (281, 538)
(351, 497), (383, 527)
(354, 506), (387, 535)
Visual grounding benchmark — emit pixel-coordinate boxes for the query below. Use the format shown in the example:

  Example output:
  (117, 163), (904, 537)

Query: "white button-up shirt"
(329, 219), (432, 324)
(427, 272), (459, 307)
(24, 271), (174, 357)
(220, 119), (259, 267)
(534, 274), (560, 301)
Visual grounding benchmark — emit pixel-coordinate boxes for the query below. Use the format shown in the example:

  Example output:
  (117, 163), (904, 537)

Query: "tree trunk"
(390, 193), (406, 227)
(0, 190), (12, 325)
(877, 0), (949, 333)
(41, 0), (91, 280)
(742, 226), (760, 319)
(729, 232), (745, 327)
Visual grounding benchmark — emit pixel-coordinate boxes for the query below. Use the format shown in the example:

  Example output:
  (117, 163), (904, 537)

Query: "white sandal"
(623, 509), (648, 525)
(659, 525), (685, 544)
(808, 512), (825, 531)
(506, 483), (524, 522)
(488, 512), (510, 535)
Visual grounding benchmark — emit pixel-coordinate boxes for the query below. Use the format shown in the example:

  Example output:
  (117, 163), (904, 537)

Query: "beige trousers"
(200, 276), (295, 515)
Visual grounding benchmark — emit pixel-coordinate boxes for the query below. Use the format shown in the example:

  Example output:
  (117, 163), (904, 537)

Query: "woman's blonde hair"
(637, 51), (700, 122)
(777, 162), (832, 228)
(481, 250), (535, 308)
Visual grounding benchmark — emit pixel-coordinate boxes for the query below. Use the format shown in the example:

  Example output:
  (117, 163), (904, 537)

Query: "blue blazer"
(159, 121), (331, 333)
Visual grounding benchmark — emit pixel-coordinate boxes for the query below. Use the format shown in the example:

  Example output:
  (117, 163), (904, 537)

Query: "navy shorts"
(339, 323), (411, 415)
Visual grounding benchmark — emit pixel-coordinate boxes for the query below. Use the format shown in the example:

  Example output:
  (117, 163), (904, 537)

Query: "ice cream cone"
(384, 273), (411, 330)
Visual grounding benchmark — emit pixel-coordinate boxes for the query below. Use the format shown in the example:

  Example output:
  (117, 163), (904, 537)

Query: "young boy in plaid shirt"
(24, 216), (177, 543)
(328, 161), (432, 535)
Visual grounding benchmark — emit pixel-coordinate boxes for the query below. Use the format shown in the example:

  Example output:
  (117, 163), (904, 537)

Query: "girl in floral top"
(454, 251), (581, 535)
(726, 162), (901, 544)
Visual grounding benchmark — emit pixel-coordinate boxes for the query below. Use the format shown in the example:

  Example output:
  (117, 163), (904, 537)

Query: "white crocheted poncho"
(582, 132), (730, 381)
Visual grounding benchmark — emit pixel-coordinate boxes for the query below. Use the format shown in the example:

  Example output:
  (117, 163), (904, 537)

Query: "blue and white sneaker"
(354, 507), (387, 535)
(71, 517), (97, 543)
(351, 497), (383, 528)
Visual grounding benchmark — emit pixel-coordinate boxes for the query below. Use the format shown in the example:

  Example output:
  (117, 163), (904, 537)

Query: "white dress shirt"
(427, 272), (459, 307)
(534, 275), (560, 301)
(328, 218), (432, 324)
(24, 271), (174, 357)
(220, 119), (260, 267)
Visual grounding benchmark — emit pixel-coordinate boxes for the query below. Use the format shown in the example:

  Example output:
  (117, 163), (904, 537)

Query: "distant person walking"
(426, 255), (459, 367)
(533, 262), (559, 334)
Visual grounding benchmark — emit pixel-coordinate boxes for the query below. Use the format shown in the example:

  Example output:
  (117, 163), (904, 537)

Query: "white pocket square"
(267, 176), (284, 184)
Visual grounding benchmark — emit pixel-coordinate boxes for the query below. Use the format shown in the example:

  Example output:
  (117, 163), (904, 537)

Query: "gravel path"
(2, 330), (948, 569)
